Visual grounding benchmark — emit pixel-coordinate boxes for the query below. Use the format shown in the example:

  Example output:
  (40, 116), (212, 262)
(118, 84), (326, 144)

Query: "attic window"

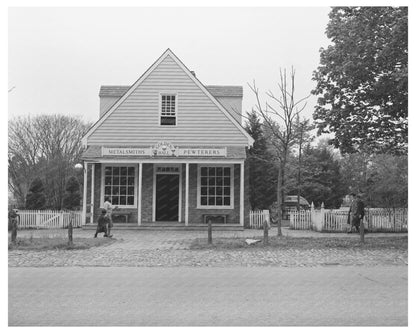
(160, 94), (177, 126)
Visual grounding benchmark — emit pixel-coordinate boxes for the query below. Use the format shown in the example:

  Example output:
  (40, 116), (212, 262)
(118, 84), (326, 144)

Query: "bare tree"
(249, 68), (308, 236)
(8, 115), (91, 209)
(293, 116), (315, 210)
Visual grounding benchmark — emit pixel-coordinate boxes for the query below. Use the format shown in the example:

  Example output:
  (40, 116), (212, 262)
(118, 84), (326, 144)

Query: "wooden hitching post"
(360, 218), (365, 244)
(11, 219), (18, 244)
(208, 219), (212, 244)
(68, 212), (74, 246)
(263, 220), (269, 245)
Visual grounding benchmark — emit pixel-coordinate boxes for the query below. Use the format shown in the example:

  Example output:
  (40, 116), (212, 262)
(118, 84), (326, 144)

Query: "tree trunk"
(296, 127), (303, 211)
(276, 164), (283, 236)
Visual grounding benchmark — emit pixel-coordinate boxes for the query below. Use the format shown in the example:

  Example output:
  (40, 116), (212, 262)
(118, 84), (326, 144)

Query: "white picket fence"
(290, 205), (407, 233)
(290, 209), (313, 230)
(16, 210), (83, 229)
(249, 210), (270, 229)
(367, 208), (408, 232)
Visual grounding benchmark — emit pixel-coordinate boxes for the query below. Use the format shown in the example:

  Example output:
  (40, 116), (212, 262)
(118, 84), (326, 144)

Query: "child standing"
(103, 197), (117, 237)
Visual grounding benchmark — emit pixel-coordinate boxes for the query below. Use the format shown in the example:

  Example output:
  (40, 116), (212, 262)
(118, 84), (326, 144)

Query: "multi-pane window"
(104, 166), (135, 206)
(200, 166), (232, 207)
(160, 94), (176, 126)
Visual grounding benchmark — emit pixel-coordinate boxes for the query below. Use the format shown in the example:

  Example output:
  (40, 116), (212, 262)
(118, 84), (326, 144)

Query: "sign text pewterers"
(178, 148), (227, 157)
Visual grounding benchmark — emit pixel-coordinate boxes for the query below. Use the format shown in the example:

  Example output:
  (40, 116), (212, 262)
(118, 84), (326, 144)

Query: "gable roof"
(99, 85), (243, 98)
(82, 49), (254, 146)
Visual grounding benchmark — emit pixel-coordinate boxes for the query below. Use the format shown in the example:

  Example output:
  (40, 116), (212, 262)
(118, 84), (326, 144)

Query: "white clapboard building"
(81, 49), (254, 227)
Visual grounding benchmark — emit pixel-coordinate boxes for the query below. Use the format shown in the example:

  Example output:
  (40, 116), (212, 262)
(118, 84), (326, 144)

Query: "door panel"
(156, 174), (179, 221)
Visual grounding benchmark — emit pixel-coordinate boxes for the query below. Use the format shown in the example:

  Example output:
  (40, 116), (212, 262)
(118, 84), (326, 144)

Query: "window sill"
(196, 205), (234, 210)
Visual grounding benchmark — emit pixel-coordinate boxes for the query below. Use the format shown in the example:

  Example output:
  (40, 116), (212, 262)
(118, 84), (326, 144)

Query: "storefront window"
(199, 166), (232, 208)
(104, 165), (136, 206)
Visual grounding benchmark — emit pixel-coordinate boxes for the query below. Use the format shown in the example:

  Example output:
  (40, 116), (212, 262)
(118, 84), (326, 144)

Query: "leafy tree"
(312, 7), (408, 155)
(339, 153), (407, 208)
(62, 176), (82, 210)
(297, 140), (346, 208)
(245, 111), (277, 209)
(339, 152), (373, 203)
(25, 177), (46, 209)
(366, 154), (407, 208)
(8, 115), (91, 209)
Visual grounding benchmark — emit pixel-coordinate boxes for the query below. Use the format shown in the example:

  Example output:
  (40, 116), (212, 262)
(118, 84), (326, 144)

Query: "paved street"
(9, 266), (407, 326)
(8, 228), (408, 326)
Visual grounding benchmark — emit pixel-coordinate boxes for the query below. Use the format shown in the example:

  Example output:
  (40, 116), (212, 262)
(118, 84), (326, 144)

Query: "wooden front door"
(156, 174), (180, 221)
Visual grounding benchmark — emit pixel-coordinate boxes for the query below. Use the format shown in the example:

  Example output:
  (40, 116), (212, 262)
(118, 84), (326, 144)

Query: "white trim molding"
(185, 163), (189, 226)
(240, 161), (244, 226)
(91, 164), (95, 224)
(82, 162), (88, 225)
(137, 163), (143, 225)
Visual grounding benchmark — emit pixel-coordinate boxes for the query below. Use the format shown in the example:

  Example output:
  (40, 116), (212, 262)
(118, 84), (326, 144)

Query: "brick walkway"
(8, 227), (408, 268)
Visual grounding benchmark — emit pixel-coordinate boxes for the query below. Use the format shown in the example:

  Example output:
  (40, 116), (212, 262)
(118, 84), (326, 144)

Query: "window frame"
(197, 164), (234, 209)
(101, 164), (138, 208)
(159, 92), (178, 127)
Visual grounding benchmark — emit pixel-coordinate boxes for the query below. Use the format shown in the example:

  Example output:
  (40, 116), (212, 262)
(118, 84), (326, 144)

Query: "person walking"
(94, 209), (110, 238)
(347, 192), (365, 233)
(103, 197), (117, 237)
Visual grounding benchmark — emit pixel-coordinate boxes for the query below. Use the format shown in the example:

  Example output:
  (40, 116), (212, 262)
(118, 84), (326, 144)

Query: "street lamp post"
(74, 163), (86, 225)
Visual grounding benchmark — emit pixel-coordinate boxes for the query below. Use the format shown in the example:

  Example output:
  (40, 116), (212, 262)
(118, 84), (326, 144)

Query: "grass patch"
(190, 235), (408, 250)
(8, 236), (113, 251)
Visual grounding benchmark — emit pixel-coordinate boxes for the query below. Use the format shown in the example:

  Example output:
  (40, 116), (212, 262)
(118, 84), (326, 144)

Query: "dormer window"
(160, 94), (177, 126)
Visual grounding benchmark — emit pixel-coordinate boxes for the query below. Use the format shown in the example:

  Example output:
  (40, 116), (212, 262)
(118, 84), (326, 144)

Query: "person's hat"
(101, 209), (107, 214)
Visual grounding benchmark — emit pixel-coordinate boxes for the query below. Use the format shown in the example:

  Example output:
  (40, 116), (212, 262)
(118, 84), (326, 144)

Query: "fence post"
(289, 210), (294, 229)
(264, 210), (270, 228)
(315, 202), (324, 232)
(35, 211), (40, 229)
(208, 219), (212, 244)
(60, 211), (64, 229)
(310, 202), (315, 230)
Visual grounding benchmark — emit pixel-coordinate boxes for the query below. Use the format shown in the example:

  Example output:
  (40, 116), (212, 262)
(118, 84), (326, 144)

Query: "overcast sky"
(8, 7), (331, 124)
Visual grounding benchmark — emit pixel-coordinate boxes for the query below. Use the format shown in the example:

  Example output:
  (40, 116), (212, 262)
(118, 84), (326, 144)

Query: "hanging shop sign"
(102, 143), (227, 157)
(151, 141), (178, 156)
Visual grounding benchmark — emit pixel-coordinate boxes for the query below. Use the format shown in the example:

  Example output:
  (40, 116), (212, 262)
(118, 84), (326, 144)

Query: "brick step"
(82, 223), (244, 231)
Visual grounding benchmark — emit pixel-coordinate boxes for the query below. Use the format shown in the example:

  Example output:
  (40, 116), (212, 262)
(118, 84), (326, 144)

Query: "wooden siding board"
(88, 54), (249, 146)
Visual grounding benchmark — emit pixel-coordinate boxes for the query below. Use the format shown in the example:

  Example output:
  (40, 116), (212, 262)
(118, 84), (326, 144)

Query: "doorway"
(155, 174), (180, 221)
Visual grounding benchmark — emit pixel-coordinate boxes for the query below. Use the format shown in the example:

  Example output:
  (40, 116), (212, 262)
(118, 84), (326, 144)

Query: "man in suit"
(347, 192), (365, 233)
